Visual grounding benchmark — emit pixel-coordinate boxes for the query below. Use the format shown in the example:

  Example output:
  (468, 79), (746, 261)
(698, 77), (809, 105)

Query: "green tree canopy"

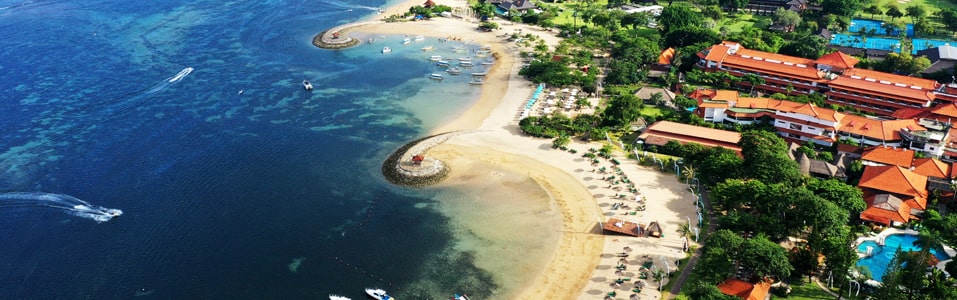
(738, 130), (802, 184)
(657, 6), (702, 33)
(739, 234), (794, 279)
(600, 94), (643, 127)
(772, 7), (801, 32)
(805, 177), (866, 215)
(778, 34), (828, 59)
(719, 0), (749, 12)
(822, 0), (865, 17)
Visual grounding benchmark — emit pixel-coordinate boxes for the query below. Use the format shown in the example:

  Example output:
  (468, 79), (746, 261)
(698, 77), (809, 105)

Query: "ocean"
(0, 0), (556, 298)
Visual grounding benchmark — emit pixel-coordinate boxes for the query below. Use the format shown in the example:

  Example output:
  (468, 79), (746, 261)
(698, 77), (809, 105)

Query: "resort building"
(636, 121), (743, 154)
(716, 278), (772, 300)
(690, 89), (957, 161)
(917, 45), (957, 76)
(858, 165), (930, 226)
(786, 143), (853, 179)
(696, 41), (957, 116)
(860, 146), (915, 167)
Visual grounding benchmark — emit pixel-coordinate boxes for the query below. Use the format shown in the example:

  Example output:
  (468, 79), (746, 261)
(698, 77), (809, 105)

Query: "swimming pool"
(848, 19), (914, 38)
(856, 234), (950, 281)
(829, 34), (954, 54)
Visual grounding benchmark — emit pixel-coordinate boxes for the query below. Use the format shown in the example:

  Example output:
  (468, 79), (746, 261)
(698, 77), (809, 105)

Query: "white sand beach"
(330, 1), (700, 298)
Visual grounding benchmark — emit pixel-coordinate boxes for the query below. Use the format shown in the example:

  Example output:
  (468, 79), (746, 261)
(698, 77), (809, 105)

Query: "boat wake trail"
(98, 67), (194, 121)
(315, 0), (379, 11)
(0, 192), (123, 223)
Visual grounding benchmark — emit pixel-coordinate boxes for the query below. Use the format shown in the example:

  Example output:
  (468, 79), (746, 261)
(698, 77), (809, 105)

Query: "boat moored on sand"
(365, 288), (395, 300)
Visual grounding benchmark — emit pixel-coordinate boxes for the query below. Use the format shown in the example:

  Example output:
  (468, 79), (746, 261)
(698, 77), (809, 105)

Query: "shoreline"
(316, 1), (698, 298)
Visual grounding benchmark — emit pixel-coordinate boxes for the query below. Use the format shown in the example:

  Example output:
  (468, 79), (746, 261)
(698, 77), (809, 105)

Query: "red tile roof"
(658, 47), (675, 65)
(844, 68), (939, 90)
(930, 102), (957, 118)
(639, 121), (743, 153)
(717, 278), (772, 300)
(861, 193), (912, 225)
(838, 116), (922, 141)
(828, 76), (936, 103)
(732, 97), (843, 122)
(723, 55), (824, 80)
(891, 107), (929, 119)
(912, 158), (950, 178)
(860, 146), (915, 167)
(815, 51), (860, 69)
(736, 48), (813, 65)
(858, 165), (928, 204)
(704, 45), (731, 62)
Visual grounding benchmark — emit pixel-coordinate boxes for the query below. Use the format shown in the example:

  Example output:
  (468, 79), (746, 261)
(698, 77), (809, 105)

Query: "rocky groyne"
(312, 21), (382, 50)
(382, 131), (464, 187)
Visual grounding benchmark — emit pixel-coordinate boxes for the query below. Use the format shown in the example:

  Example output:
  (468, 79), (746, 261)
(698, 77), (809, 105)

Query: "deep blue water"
(0, 0), (492, 298)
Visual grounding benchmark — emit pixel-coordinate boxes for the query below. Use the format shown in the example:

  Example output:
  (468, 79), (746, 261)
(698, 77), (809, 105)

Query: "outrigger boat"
(436, 60), (450, 67)
(447, 67), (462, 75)
(471, 72), (487, 77)
(469, 79), (484, 85)
(429, 55), (443, 61)
(429, 73), (444, 80)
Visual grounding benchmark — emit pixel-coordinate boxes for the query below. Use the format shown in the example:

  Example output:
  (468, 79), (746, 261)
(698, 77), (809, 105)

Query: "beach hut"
(647, 221), (662, 238)
(423, 0), (435, 7)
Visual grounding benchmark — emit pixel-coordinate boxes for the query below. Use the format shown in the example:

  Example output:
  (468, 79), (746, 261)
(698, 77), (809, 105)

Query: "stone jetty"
(312, 21), (381, 49)
(382, 131), (465, 187)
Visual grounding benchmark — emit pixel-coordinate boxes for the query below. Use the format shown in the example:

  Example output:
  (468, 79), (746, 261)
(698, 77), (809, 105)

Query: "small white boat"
(471, 72), (487, 77)
(429, 73), (444, 80)
(382, 47), (392, 53)
(413, 35), (425, 41)
(481, 61), (494, 65)
(302, 80), (313, 91)
(447, 67), (462, 75)
(401, 38), (411, 45)
(436, 60), (450, 67)
(457, 57), (471, 61)
(329, 295), (351, 300)
(459, 61), (474, 67)
(429, 55), (442, 61)
(421, 45), (434, 51)
(365, 288), (395, 300)
(469, 79), (484, 85)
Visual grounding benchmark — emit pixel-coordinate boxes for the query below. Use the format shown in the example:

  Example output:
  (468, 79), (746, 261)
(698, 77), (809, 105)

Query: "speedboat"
(471, 72), (487, 77)
(429, 55), (442, 61)
(469, 79), (484, 85)
(303, 80), (313, 91)
(329, 295), (351, 300)
(459, 61), (474, 67)
(382, 47), (392, 53)
(365, 288), (395, 300)
(452, 294), (470, 300)
(447, 67), (462, 75)
(436, 60), (450, 67)
(401, 38), (411, 45)
(429, 73), (444, 80)
(413, 35), (425, 41)
(457, 57), (471, 61)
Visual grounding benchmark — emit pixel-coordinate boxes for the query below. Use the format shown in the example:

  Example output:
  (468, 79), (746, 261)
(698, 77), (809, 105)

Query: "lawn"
(715, 13), (771, 34)
(774, 281), (834, 300)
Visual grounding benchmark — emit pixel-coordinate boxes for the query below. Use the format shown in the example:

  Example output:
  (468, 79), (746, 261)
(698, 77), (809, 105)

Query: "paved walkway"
(667, 184), (717, 299)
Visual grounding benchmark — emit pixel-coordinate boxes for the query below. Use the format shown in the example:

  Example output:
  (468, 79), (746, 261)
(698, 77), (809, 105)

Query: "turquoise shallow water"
(0, 0), (495, 298)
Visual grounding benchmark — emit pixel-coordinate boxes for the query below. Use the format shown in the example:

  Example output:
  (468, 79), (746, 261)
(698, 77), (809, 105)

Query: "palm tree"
(652, 268), (666, 291)
(914, 229), (946, 258)
(677, 222), (692, 241)
(682, 165), (696, 183)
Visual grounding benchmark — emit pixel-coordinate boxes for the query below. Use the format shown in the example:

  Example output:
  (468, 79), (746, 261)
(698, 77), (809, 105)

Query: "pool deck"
(854, 228), (957, 272)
